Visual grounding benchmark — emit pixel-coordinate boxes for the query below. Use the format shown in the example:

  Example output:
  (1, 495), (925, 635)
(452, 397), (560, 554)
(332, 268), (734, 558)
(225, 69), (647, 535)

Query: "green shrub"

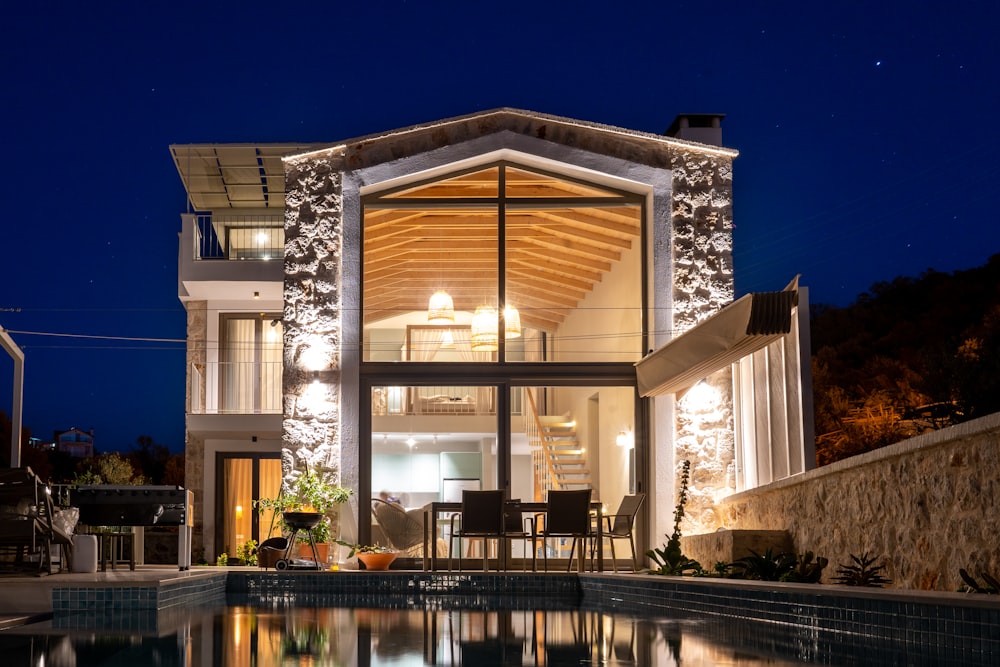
(833, 552), (892, 587)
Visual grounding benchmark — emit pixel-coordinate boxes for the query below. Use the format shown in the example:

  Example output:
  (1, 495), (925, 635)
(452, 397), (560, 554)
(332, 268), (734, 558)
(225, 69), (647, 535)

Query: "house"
(54, 428), (94, 459)
(171, 109), (812, 565)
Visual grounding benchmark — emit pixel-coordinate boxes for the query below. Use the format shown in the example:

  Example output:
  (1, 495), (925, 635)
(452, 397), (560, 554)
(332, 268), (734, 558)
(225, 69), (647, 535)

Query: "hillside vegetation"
(810, 253), (1000, 465)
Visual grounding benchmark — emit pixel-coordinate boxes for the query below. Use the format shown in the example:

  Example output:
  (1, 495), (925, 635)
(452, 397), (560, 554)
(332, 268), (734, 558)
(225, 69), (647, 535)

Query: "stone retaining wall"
(716, 413), (1000, 591)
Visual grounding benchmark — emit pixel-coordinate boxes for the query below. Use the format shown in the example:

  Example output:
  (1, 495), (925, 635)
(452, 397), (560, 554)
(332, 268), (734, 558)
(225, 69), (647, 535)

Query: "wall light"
(616, 430), (634, 449)
(253, 291), (260, 299)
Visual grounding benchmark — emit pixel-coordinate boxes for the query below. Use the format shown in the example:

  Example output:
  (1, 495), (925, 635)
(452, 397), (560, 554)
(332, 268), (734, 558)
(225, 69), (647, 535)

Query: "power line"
(4, 330), (185, 344)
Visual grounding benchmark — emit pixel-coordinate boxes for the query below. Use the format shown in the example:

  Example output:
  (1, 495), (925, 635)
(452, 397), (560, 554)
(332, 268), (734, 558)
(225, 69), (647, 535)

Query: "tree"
(73, 452), (148, 485)
(811, 254), (1000, 465)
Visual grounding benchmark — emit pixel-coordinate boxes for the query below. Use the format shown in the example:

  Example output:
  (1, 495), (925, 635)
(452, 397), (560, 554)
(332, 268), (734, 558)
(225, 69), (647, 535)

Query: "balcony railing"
(190, 362), (282, 414)
(193, 215), (284, 261)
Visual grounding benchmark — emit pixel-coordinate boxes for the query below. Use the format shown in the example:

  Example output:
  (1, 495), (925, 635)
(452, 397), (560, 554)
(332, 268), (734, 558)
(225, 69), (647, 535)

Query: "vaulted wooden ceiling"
(363, 165), (643, 331)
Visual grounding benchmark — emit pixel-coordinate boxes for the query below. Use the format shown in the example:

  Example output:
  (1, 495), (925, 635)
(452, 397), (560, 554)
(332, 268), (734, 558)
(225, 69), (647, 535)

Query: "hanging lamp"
(471, 305), (499, 351)
(504, 305), (521, 339)
(427, 291), (455, 324)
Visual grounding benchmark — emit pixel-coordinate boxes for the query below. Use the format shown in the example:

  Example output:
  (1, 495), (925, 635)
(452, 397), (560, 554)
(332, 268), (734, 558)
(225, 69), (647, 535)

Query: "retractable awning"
(635, 278), (800, 397)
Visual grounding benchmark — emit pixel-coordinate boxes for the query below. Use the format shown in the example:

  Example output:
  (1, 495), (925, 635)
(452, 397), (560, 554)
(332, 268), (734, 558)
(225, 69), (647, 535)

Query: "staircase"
(524, 390), (592, 500)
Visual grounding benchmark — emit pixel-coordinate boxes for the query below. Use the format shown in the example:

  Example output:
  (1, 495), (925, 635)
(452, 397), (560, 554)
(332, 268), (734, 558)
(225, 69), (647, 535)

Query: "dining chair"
(599, 493), (646, 572)
(534, 489), (593, 572)
(448, 490), (505, 571)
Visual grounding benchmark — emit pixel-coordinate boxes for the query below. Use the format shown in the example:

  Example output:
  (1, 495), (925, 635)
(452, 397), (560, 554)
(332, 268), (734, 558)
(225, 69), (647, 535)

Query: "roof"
(171, 108), (738, 211)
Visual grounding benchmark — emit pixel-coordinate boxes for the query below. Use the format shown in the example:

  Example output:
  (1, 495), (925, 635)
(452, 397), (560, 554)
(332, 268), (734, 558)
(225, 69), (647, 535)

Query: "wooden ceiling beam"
(507, 236), (622, 263)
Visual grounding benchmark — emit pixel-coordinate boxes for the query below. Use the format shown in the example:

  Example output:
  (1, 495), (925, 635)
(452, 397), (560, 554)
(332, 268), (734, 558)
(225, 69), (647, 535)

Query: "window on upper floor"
(361, 162), (644, 363)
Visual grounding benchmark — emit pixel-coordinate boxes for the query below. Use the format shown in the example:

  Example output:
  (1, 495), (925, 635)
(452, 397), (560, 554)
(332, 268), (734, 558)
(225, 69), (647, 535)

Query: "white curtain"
(408, 328), (444, 361)
(223, 319), (255, 413)
(223, 459), (252, 558)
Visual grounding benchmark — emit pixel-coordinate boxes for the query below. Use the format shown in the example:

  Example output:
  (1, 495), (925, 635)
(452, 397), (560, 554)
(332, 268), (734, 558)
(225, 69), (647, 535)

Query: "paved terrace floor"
(0, 565), (226, 628)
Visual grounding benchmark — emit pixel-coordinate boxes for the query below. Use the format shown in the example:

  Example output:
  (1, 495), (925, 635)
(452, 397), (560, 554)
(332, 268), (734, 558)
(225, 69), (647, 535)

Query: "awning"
(635, 277), (800, 397)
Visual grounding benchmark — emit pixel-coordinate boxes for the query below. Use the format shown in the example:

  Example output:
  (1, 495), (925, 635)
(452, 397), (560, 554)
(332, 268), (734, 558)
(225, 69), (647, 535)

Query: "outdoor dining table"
(422, 500), (604, 572)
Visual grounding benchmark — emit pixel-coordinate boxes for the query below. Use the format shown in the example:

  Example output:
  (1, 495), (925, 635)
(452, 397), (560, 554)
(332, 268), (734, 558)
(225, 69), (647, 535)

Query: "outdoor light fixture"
(427, 291), (455, 324)
(471, 305), (499, 351)
(406, 435), (417, 448)
(253, 291), (260, 299)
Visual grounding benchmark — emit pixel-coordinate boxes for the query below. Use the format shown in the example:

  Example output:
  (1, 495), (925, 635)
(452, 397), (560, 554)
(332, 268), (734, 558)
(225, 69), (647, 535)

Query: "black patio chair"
(448, 490), (505, 571)
(533, 489), (592, 572)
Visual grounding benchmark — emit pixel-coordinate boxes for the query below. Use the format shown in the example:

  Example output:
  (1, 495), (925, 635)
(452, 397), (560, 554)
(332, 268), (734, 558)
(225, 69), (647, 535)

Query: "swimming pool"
(11, 570), (999, 665)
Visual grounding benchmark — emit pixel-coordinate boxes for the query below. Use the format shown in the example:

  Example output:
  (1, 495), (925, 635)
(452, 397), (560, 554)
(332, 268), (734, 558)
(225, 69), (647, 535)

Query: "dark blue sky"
(2, 1), (997, 453)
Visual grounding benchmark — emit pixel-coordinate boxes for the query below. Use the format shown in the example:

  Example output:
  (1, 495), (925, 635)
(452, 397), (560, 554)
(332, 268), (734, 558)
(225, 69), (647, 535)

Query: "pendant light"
(504, 305), (521, 339)
(427, 291), (455, 324)
(471, 305), (499, 351)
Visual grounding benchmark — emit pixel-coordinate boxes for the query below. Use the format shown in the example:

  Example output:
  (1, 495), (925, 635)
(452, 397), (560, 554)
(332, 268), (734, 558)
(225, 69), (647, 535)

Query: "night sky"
(1, 1), (997, 454)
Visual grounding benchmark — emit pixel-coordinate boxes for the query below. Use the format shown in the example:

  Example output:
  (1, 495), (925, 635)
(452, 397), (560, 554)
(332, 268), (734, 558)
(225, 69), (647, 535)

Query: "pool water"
(2, 599), (994, 666)
(1, 603), (817, 666)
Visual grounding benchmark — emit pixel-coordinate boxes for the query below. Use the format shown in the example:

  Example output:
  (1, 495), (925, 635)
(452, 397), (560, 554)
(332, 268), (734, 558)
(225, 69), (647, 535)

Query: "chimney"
(665, 114), (725, 146)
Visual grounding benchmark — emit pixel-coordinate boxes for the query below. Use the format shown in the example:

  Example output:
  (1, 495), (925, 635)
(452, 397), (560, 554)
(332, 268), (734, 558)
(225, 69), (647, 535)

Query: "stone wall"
(669, 149), (736, 535)
(281, 150), (348, 538)
(183, 301), (207, 562)
(716, 413), (1000, 590)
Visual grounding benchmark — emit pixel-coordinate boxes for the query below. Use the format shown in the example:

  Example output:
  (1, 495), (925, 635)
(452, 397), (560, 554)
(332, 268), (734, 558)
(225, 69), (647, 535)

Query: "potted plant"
(255, 468), (353, 564)
(335, 540), (398, 570)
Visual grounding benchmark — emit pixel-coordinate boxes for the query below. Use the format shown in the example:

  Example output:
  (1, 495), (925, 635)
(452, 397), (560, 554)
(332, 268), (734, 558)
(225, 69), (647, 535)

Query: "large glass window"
(360, 160), (645, 566)
(362, 162), (643, 362)
(220, 314), (282, 413)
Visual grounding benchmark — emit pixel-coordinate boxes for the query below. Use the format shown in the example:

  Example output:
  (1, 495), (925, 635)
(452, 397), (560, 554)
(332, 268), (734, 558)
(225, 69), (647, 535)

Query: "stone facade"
(183, 300), (207, 561)
(669, 149), (734, 331)
(281, 150), (348, 538)
(716, 413), (1000, 590)
(669, 149), (736, 535)
(274, 110), (740, 551)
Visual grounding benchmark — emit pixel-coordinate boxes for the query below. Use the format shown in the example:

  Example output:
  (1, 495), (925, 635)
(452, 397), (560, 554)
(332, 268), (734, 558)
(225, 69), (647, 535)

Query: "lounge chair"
(0, 467), (74, 574)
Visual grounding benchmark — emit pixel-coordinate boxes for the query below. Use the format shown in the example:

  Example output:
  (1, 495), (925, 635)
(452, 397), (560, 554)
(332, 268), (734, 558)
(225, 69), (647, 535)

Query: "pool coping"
(39, 568), (1000, 656)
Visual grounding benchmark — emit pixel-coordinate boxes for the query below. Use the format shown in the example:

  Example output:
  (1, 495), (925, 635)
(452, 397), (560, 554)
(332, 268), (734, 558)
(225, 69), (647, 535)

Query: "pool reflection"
(214, 605), (792, 666)
(7, 606), (812, 666)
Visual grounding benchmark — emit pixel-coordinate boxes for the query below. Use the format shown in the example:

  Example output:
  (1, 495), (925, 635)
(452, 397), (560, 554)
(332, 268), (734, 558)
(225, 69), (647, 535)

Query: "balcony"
(190, 362), (282, 415)
(178, 214), (283, 298)
(191, 214), (284, 261)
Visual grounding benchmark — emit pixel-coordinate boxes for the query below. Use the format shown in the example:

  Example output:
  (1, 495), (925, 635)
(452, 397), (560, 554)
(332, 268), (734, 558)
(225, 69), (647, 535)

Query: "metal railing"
(189, 362), (283, 414)
(372, 386), (497, 416)
(193, 214), (284, 261)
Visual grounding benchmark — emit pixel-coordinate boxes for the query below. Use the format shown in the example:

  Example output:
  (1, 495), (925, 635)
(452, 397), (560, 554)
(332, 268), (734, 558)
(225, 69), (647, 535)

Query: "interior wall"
(554, 240), (642, 361)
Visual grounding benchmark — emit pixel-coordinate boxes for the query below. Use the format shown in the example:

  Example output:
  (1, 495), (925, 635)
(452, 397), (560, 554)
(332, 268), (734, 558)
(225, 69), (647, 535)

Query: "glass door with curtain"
(218, 454), (282, 561)
(220, 314), (283, 414)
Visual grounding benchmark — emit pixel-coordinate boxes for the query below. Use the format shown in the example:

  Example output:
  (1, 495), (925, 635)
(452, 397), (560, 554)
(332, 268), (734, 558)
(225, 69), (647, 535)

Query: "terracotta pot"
(298, 542), (329, 564)
(357, 551), (397, 571)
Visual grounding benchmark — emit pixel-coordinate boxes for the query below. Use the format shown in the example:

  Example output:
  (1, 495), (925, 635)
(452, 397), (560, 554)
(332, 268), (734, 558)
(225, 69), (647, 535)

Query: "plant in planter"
(646, 460), (703, 576)
(236, 538), (259, 567)
(958, 568), (999, 594)
(730, 548), (797, 581)
(334, 540), (398, 570)
(254, 467), (353, 563)
(833, 552), (892, 587)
